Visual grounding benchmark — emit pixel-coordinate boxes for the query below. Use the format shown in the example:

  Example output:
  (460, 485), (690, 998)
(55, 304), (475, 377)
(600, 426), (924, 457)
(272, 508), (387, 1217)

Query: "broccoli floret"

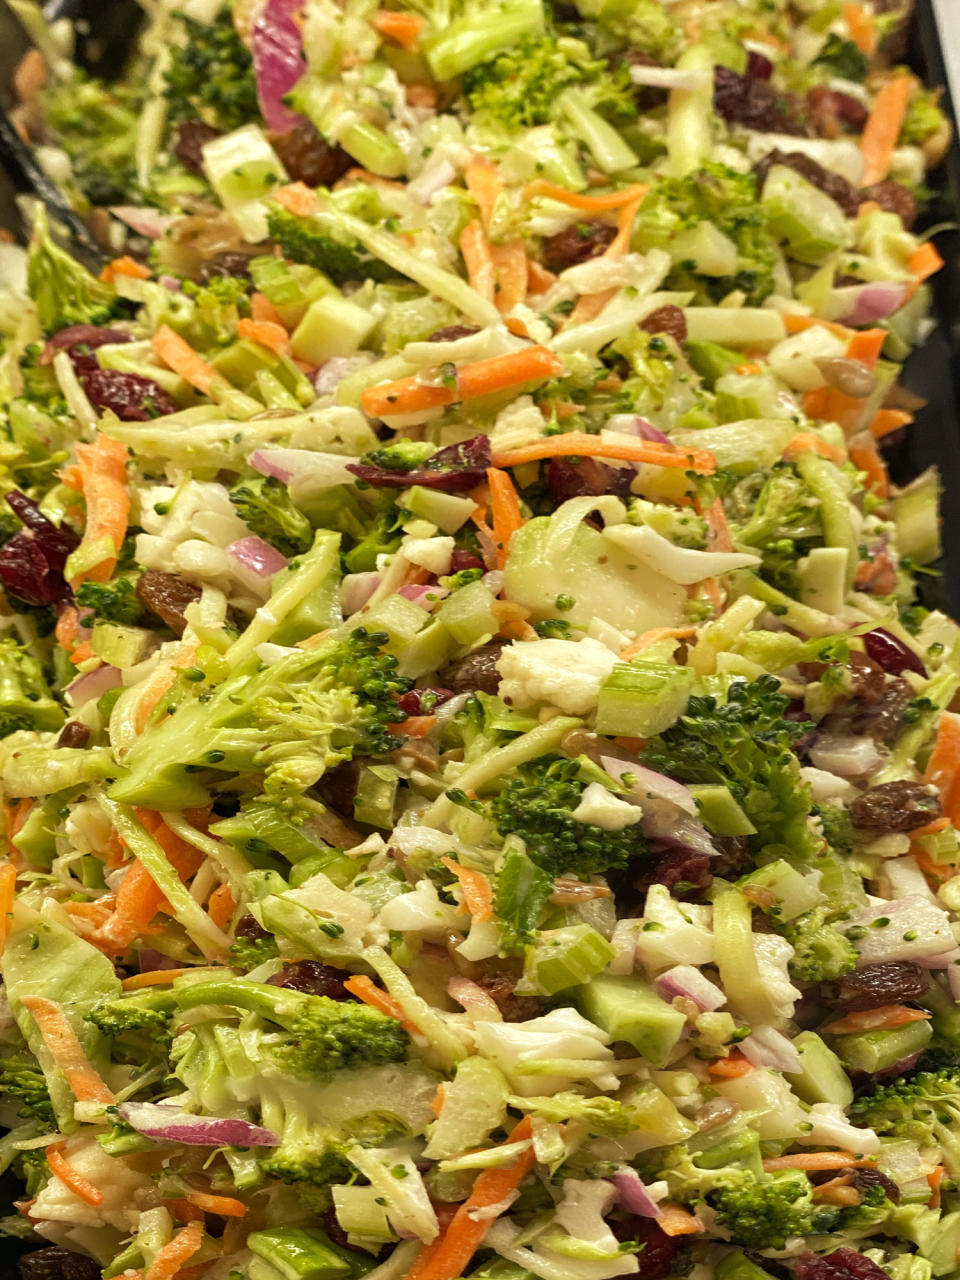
(813, 33), (870, 83)
(229, 477), (313, 558)
(850, 1068), (960, 1175)
(109, 628), (413, 808)
(267, 208), (397, 286)
(86, 988), (177, 1038)
(230, 933), (280, 972)
(0, 638), (65, 736)
(728, 465), (822, 552)
(782, 906), (858, 985)
(179, 275), (253, 347)
(469, 753), (648, 878)
(76, 577), (145, 625)
(26, 207), (120, 335)
(15, 1147), (49, 1198)
(629, 498), (709, 549)
(509, 1091), (649, 1136)
(709, 1170), (838, 1249)
(175, 977), (409, 1076)
(643, 675), (819, 861)
(358, 440), (437, 474)
(900, 88), (947, 146)
(164, 11), (259, 131)
(41, 73), (140, 206)
(463, 33), (634, 130)
(0, 1057), (55, 1124)
(571, 0), (679, 61)
(261, 1118), (353, 1189)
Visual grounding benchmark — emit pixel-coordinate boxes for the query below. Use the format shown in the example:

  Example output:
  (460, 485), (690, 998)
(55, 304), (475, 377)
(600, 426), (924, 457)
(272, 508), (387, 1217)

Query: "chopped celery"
(739, 859), (823, 921)
(201, 124), (289, 243)
(794, 451), (857, 589)
(595, 660), (694, 737)
(437, 580), (499, 645)
(761, 165), (851, 265)
(690, 784), (756, 837)
(402, 485), (476, 533)
(291, 294), (377, 364)
(797, 546), (848, 616)
(669, 222), (739, 277)
(683, 308), (787, 350)
(525, 924), (616, 995)
(666, 45), (714, 177)
(247, 1226), (354, 1280)
(895, 467), (941, 566)
(423, 0), (546, 81)
(573, 973), (685, 1066)
(90, 622), (152, 668)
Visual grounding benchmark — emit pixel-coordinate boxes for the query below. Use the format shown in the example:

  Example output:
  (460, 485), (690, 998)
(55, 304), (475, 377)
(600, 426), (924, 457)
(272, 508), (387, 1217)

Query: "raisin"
(198, 251), (256, 282)
(714, 66), (806, 134)
(267, 959), (354, 999)
(439, 640), (506, 696)
(20, 1248), (102, 1280)
(57, 721), (90, 749)
(640, 305), (687, 342)
(860, 180), (917, 230)
(45, 324), (131, 362)
(850, 780), (942, 832)
(79, 368), (176, 421)
(546, 456), (634, 506)
(754, 149), (861, 216)
(847, 1166), (900, 1202)
(863, 628), (927, 679)
(542, 221), (617, 272)
(847, 650), (886, 705)
(806, 86), (869, 138)
(135, 570), (202, 636)
(315, 758), (364, 816)
(637, 847), (713, 898)
(747, 51), (774, 80)
(795, 1249), (890, 1280)
(820, 961), (930, 1011)
(174, 119), (223, 176)
(428, 325), (481, 343)
(235, 913), (270, 942)
(449, 549), (484, 572)
(848, 677), (913, 743)
(476, 970), (541, 1021)
(611, 1219), (677, 1277)
(396, 687), (455, 716)
(270, 121), (353, 188)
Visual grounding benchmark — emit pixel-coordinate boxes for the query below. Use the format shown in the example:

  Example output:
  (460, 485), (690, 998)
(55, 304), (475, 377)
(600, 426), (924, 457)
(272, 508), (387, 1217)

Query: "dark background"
(0, 0), (957, 1273)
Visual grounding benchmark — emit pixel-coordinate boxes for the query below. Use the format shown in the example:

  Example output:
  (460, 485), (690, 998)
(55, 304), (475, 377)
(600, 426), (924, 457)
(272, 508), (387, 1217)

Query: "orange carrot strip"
(909, 241), (945, 281)
(708, 1052), (754, 1079)
(822, 1004), (932, 1035)
(465, 158), (504, 230)
(144, 1220), (205, 1280)
(911, 816), (951, 838)
(251, 292), (286, 327)
(442, 856), (494, 922)
(460, 220), (496, 303)
(372, 9), (424, 49)
(619, 626), (696, 661)
(0, 861), (18, 956)
(527, 260), (557, 294)
(98, 813), (204, 952)
(847, 328), (888, 369)
(491, 430), (716, 475)
(151, 326), (220, 396)
(783, 433), (847, 463)
(72, 435), (131, 585)
(170, 1198), (206, 1224)
(134, 644), (199, 734)
(6, 798), (33, 842)
(928, 1165), (945, 1209)
(486, 466), (524, 569)
(388, 714), (439, 737)
(20, 996), (116, 1104)
(361, 377), (453, 419)
(870, 408), (913, 439)
(762, 1152), (875, 1172)
(844, 2), (877, 53)
(524, 180), (649, 212)
(407, 1120), (535, 1280)
(705, 496), (735, 552)
(185, 1191), (247, 1218)
(122, 967), (221, 991)
(491, 240), (528, 315)
(237, 317), (291, 356)
(343, 976), (407, 1024)
(207, 883), (236, 930)
(456, 346), (563, 400)
(100, 255), (151, 283)
(657, 1203), (704, 1237)
(784, 314), (855, 340)
(46, 1144), (105, 1207)
(608, 193), (645, 256)
(849, 434), (889, 498)
(274, 182), (319, 216)
(860, 76), (912, 187)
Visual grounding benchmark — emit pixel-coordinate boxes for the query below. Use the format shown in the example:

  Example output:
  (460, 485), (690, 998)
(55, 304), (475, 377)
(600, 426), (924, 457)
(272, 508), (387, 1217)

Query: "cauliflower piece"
(635, 884), (714, 971)
(378, 880), (461, 937)
(713, 1067), (807, 1142)
(402, 535), (455, 575)
(753, 932), (803, 1024)
(571, 782), (644, 831)
(472, 1006), (616, 1096)
(798, 1103), (880, 1155)
(496, 637), (618, 715)
(31, 1136), (151, 1231)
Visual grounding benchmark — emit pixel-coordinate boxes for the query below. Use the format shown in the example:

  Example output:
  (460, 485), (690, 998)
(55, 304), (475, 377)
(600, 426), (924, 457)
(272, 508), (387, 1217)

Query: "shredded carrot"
(185, 1190), (247, 1218)
(460, 220), (496, 303)
(870, 408), (913, 439)
(20, 996), (116, 1104)
(361, 346), (563, 419)
(371, 9), (424, 49)
(46, 1144), (105, 1207)
(927, 1165), (945, 1209)
(860, 76), (912, 187)
(343, 976), (409, 1025)
(527, 260), (558, 294)
(909, 241), (945, 281)
(100, 255), (151, 284)
(407, 1120), (535, 1280)
(735, 362), (763, 376)
(524, 180), (649, 212)
(762, 1152), (876, 1172)
(0, 861), (17, 955)
(389, 714), (438, 738)
(134, 644), (199, 735)
(6, 798), (33, 842)
(657, 1203), (704, 1237)
(71, 434), (131, 585)
(925, 712), (960, 828)
(619, 626), (696, 661)
(250, 292), (286, 327)
(912, 816), (952, 839)
(491, 430), (716, 475)
(783, 314), (855, 341)
(486, 467), (524, 569)
(151, 326), (220, 396)
(144, 1220), (205, 1280)
(170, 1198), (205, 1224)
(431, 1083), (446, 1117)
(491, 240), (528, 315)
(705, 496), (735, 552)
(465, 158), (504, 230)
(565, 193), (646, 326)
(783, 433), (847, 464)
(847, 328), (888, 369)
(273, 182), (319, 216)
(844, 2), (877, 53)
(442, 856), (494, 922)
(55, 605), (88, 662)
(823, 1004), (932, 1035)
(849, 435), (889, 498)
(122, 967), (220, 991)
(207, 883), (236, 930)
(237, 317), (290, 356)
(708, 1052), (754, 1079)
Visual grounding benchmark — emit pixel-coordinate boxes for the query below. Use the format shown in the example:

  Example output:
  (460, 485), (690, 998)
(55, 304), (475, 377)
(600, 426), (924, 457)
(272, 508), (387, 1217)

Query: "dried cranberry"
(820, 961), (930, 1011)
(235, 913), (270, 942)
(863, 628), (927, 679)
(612, 1219), (677, 1278)
(542, 221), (617, 272)
(270, 121), (352, 188)
(79, 368), (176, 421)
(747, 51), (773, 79)
(754, 149), (861, 217)
(714, 66), (806, 134)
(640, 305), (687, 342)
(475, 970), (542, 1021)
(57, 721), (90, 749)
(795, 1248), (889, 1280)
(850, 780), (942, 832)
(348, 435), (492, 493)
(20, 1248), (102, 1280)
(449, 549), (484, 572)
(396, 687), (455, 716)
(440, 639), (506, 695)
(638, 847), (713, 898)
(806, 86), (869, 137)
(135, 570), (202, 636)
(0, 491), (79, 607)
(428, 325), (481, 343)
(860, 180), (917, 230)
(267, 960), (353, 999)
(546, 456), (634, 506)
(198, 251), (256, 283)
(174, 119), (223, 176)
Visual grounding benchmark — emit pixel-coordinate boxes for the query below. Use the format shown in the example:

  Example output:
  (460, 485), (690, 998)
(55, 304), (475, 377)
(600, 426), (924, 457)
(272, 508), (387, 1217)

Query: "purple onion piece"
(612, 1168), (662, 1218)
(119, 1100), (280, 1147)
(863, 627), (927, 678)
(137, 949), (182, 973)
(347, 434), (491, 493)
(252, 0), (308, 133)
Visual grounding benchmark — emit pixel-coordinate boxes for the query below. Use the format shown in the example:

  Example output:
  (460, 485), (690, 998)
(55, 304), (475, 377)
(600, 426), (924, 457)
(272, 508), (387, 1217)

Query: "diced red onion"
(656, 964), (725, 1011)
(913, 950), (957, 969)
(600, 757), (698, 815)
(66, 663), (121, 707)
(119, 1101), (280, 1147)
(109, 206), (178, 240)
(313, 356), (370, 396)
(447, 976), (502, 1020)
(341, 571), (381, 615)
(641, 803), (717, 856)
(138, 949), (181, 973)
(808, 733), (882, 778)
(407, 159), (458, 205)
(252, 0), (307, 133)
(740, 1025), (803, 1073)
(399, 582), (449, 609)
(228, 536), (288, 581)
(611, 1168), (662, 1218)
(839, 282), (907, 328)
(605, 413), (671, 445)
(249, 447), (361, 497)
(159, 275), (182, 293)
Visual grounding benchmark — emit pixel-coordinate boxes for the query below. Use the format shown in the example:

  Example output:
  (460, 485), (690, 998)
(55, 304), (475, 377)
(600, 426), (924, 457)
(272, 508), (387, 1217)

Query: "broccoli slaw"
(0, 0), (959, 1278)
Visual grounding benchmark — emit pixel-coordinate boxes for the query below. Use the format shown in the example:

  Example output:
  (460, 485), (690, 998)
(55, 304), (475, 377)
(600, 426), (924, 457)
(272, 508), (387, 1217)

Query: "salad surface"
(0, 1), (959, 1278)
